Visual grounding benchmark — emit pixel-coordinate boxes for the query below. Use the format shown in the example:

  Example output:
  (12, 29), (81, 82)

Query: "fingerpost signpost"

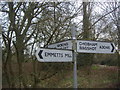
(35, 24), (116, 89)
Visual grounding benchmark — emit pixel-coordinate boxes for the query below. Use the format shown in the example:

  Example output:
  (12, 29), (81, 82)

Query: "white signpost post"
(77, 40), (116, 54)
(71, 24), (77, 89)
(36, 48), (73, 62)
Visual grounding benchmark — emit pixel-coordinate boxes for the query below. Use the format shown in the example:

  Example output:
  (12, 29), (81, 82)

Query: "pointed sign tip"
(111, 43), (115, 52)
(38, 50), (43, 59)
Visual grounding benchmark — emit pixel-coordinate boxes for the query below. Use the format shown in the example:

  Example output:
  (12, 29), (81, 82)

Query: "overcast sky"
(0, 0), (120, 2)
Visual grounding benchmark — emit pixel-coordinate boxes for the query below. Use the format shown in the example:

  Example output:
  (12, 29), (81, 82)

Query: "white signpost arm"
(71, 23), (77, 89)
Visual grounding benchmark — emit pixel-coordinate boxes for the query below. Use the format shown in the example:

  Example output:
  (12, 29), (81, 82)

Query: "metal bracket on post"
(71, 23), (77, 89)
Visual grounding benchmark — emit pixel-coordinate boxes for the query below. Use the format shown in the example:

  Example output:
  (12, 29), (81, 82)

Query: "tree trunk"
(15, 36), (27, 88)
(8, 54), (15, 87)
(82, 2), (94, 87)
(83, 2), (90, 40)
(33, 60), (38, 87)
(82, 2), (92, 67)
(3, 65), (10, 88)
(117, 20), (120, 88)
(117, 4), (120, 87)
(3, 41), (14, 88)
(17, 48), (23, 88)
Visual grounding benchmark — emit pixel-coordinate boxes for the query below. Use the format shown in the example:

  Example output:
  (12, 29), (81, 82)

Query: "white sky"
(0, 0), (120, 2)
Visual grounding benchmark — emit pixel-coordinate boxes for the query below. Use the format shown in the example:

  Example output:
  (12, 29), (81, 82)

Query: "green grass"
(91, 65), (100, 70)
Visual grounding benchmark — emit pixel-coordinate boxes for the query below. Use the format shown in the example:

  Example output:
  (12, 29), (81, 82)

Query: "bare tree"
(97, 2), (120, 86)
(1, 1), (83, 88)
(1, 2), (50, 87)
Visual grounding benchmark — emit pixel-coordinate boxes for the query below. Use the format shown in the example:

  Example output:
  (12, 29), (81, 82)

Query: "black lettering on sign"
(45, 52), (48, 57)
(79, 42), (97, 46)
(100, 45), (110, 49)
(79, 46), (96, 51)
(44, 52), (63, 57)
(79, 42), (82, 45)
(65, 54), (72, 58)
(64, 46), (68, 49)
(57, 43), (68, 47)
